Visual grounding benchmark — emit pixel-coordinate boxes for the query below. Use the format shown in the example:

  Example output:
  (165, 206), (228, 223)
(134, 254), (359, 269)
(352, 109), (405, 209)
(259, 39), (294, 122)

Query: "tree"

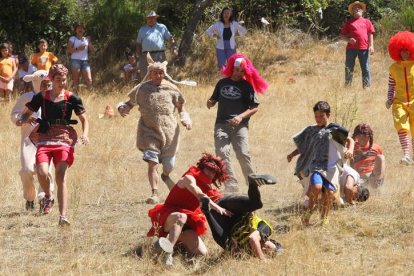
(175, 0), (214, 66)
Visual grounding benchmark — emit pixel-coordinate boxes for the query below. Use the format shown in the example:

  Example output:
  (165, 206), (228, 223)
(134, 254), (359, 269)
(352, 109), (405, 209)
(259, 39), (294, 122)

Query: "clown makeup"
(400, 48), (411, 61)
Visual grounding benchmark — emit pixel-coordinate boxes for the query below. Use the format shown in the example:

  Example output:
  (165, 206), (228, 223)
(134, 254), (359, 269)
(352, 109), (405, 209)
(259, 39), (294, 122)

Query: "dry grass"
(1, 30), (414, 275)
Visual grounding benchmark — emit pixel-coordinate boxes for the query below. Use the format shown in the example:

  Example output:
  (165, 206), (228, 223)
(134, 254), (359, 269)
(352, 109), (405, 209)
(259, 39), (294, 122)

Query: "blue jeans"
(345, 49), (371, 88)
(216, 46), (236, 68)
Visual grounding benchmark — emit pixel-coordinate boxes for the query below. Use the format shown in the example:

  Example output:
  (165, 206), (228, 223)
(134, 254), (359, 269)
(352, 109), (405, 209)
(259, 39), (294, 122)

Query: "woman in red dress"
(147, 153), (231, 265)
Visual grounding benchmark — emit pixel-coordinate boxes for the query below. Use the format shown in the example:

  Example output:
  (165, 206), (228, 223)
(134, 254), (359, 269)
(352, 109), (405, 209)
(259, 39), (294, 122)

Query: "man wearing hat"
(340, 1), (375, 89)
(136, 11), (178, 79)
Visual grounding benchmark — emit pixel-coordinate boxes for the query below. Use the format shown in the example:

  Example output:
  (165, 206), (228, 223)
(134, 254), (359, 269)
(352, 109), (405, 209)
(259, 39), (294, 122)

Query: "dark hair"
(0, 43), (11, 57)
(220, 7), (234, 23)
(313, 101), (330, 113)
(73, 22), (85, 32)
(18, 55), (28, 64)
(37, 39), (48, 47)
(356, 187), (370, 202)
(352, 123), (374, 149)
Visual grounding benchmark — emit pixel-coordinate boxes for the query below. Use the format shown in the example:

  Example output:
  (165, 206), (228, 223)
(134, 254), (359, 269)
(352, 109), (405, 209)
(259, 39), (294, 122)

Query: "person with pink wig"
(385, 31), (414, 165)
(207, 53), (268, 193)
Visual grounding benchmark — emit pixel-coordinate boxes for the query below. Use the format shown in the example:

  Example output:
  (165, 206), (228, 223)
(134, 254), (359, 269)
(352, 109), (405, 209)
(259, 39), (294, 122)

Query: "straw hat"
(348, 1), (366, 14)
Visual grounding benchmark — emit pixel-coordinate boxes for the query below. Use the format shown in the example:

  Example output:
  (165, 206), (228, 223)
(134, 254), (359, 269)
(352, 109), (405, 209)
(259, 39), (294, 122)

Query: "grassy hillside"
(0, 30), (413, 275)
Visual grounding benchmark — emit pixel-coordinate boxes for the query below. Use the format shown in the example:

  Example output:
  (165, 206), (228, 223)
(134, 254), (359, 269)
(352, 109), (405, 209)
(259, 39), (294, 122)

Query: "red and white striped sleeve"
(387, 74), (396, 102)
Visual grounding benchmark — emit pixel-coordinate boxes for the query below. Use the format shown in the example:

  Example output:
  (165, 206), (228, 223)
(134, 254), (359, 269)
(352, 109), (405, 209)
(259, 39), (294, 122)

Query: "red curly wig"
(197, 153), (229, 188)
(221, 53), (268, 94)
(388, 31), (414, 61)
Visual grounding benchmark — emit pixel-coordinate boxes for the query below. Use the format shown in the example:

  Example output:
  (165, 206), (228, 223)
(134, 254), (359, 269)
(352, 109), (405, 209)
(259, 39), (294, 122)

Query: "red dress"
(147, 166), (223, 237)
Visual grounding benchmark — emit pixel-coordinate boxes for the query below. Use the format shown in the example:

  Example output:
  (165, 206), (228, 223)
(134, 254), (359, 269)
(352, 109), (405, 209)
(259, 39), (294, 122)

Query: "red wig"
(388, 31), (414, 61)
(197, 153), (228, 188)
(221, 53), (269, 94)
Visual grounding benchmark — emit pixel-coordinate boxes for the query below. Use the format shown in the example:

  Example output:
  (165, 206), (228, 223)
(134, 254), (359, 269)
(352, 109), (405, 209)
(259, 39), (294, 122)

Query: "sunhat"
(348, 1), (366, 14)
(146, 11), (159, 18)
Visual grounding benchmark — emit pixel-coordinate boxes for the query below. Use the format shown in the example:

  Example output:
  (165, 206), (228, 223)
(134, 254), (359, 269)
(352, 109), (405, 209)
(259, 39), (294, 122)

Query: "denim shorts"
(71, 59), (90, 72)
(142, 149), (175, 173)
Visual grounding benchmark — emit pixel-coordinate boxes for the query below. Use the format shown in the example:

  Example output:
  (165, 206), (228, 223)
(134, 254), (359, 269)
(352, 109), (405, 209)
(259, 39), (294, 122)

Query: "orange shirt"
(31, 52), (58, 71)
(351, 143), (382, 176)
(0, 57), (14, 78)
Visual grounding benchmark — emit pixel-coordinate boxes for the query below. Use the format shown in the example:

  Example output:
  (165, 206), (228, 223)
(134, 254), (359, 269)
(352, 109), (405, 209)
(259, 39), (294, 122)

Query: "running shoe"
(25, 200), (35, 211)
(400, 156), (413, 166)
(58, 216), (71, 226)
(248, 174), (277, 186)
(40, 197), (54, 214)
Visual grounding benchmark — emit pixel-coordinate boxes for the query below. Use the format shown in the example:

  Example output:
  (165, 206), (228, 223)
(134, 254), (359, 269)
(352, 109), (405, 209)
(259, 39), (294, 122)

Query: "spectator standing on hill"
(207, 53), (268, 193)
(117, 53), (192, 204)
(385, 31), (414, 165)
(0, 42), (17, 102)
(136, 11), (178, 79)
(205, 7), (247, 69)
(17, 56), (37, 94)
(66, 23), (96, 92)
(31, 39), (58, 71)
(340, 1), (375, 89)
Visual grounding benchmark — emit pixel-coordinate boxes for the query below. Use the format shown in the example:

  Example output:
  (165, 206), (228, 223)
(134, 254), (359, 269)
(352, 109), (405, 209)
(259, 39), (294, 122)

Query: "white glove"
(180, 112), (192, 130)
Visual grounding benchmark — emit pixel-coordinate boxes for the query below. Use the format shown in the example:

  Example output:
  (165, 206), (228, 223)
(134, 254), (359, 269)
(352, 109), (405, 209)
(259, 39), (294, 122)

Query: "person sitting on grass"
(287, 101), (354, 226)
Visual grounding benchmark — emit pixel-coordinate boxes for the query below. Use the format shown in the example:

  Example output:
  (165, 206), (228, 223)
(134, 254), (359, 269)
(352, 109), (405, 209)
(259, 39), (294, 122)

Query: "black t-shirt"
(223, 27), (232, 41)
(210, 78), (259, 126)
(26, 90), (85, 122)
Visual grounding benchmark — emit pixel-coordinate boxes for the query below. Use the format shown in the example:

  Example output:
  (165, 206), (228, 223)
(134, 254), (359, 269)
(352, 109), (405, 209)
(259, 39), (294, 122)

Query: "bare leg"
(55, 162), (69, 217)
(372, 155), (385, 181)
(179, 230), (207, 256)
(37, 162), (52, 197)
(163, 212), (187, 246)
(148, 161), (159, 195)
(71, 68), (81, 92)
(321, 190), (334, 219)
(81, 69), (92, 89)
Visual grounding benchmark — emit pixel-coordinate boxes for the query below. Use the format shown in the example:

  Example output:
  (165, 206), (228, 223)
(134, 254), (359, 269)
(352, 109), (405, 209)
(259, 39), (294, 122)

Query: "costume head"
(352, 123), (374, 148)
(388, 31), (414, 62)
(142, 53), (196, 86)
(221, 53), (268, 94)
(49, 64), (69, 79)
(197, 153), (228, 187)
(348, 1), (366, 14)
(23, 70), (49, 93)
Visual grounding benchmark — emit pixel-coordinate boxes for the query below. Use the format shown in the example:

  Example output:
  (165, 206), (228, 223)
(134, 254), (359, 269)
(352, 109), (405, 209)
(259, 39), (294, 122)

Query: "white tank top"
(69, 36), (89, 60)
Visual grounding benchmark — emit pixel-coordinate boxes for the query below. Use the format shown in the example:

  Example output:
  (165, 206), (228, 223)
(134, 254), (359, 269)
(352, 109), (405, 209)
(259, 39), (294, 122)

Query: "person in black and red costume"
(17, 64), (89, 226)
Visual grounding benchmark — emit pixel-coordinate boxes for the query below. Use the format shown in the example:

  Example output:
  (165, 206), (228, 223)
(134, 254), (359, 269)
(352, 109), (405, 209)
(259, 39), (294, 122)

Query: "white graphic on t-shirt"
(220, 85), (242, 100)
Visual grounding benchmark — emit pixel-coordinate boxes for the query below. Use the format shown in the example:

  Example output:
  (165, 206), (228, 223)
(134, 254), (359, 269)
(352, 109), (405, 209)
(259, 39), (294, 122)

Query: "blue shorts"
(310, 171), (336, 191)
(71, 59), (91, 72)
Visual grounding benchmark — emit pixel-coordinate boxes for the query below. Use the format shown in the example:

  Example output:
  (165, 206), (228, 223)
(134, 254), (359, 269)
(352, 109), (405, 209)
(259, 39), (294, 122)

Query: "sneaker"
(248, 174), (277, 186)
(400, 156), (413, 166)
(153, 237), (173, 254)
(58, 216), (71, 226)
(40, 197), (54, 214)
(145, 195), (160, 204)
(163, 252), (173, 266)
(321, 217), (329, 226)
(25, 200), (35, 211)
(200, 196), (210, 213)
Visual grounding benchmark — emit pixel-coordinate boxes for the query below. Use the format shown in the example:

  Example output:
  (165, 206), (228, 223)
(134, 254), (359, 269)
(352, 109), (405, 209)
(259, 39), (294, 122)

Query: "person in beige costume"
(118, 53), (193, 204)
(10, 70), (54, 211)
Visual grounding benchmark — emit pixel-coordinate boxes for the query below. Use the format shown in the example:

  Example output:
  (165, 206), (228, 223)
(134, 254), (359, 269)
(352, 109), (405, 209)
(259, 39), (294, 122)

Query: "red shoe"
(41, 197), (55, 214)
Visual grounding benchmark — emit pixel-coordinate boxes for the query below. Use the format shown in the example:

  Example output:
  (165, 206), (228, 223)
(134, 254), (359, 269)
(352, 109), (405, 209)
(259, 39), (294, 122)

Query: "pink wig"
(388, 31), (414, 61)
(221, 53), (269, 94)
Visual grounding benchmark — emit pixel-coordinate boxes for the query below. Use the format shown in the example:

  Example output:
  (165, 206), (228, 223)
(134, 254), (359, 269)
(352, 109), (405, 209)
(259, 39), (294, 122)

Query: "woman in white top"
(205, 7), (247, 69)
(66, 23), (96, 92)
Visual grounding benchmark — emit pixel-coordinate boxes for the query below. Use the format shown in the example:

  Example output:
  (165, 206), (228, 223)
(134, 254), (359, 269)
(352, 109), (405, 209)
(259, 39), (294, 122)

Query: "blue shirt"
(137, 23), (172, 52)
